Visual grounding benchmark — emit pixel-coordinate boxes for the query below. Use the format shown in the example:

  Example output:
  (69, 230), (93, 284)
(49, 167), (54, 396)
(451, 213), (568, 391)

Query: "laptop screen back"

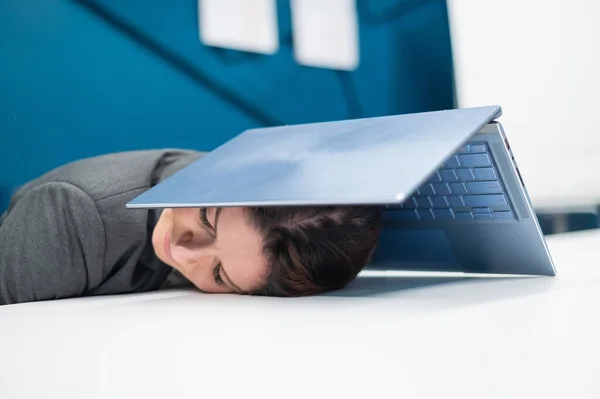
(128, 106), (501, 208)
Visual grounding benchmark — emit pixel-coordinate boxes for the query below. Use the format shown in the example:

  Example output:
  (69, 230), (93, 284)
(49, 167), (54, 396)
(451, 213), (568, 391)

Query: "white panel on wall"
(447, 0), (600, 210)
(198, 0), (279, 54)
(291, 0), (360, 70)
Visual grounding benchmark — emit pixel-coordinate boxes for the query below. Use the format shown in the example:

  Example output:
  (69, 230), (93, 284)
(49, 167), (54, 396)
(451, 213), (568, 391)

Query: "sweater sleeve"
(0, 182), (106, 305)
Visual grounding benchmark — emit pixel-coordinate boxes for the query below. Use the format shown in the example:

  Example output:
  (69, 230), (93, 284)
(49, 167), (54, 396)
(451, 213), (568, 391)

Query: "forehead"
(215, 207), (268, 291)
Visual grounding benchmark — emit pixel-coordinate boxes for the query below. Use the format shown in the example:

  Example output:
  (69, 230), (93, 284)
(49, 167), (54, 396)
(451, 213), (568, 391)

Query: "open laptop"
(128, 105), (556, 276)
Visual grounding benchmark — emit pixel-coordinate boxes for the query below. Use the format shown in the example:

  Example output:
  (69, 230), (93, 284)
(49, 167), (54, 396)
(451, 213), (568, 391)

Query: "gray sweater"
(0, 149), (204, 305)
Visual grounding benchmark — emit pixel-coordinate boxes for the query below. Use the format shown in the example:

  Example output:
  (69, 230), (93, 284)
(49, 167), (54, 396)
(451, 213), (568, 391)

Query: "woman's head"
(152, 205), (383, 296)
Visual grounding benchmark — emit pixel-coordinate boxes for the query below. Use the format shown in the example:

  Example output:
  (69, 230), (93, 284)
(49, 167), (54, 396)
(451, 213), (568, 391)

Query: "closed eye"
(201, 208), (223, 286)
(202, 207), (242, 293)
(212, 263), (225, 287)
(198, 208), (213, 230)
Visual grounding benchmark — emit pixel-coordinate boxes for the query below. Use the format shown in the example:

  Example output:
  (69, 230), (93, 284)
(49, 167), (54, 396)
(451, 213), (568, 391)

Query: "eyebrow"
(214, 207), (246, 294)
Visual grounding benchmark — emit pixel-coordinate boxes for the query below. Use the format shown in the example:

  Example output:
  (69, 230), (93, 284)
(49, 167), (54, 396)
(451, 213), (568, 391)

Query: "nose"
(169, 208), (217, 271)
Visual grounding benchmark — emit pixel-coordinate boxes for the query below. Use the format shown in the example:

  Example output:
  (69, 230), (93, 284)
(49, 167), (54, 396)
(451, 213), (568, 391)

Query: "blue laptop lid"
(127, 106), (502, 208)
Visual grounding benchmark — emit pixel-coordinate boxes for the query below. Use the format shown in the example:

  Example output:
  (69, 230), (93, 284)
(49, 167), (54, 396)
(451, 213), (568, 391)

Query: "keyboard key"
(493, 211), (514, 219)
(457, 168), (475, 181)
(463, 194), (508, 207)
(419, 184), (435, 196)
(447, 196), (465, 208)
(431, 196), (449, 208)
(473, 167), (497, 180)
(403, 197), (417, 209)
(469, 144), (487, 153)
(450, 182), (467, 195)
(386, 209), (418, 221)
(454, 212), (473, 220)
(415, 197), (432, 208)
(428, 171), (442, 183)
(466, 181), (502, 194)
(433, 209), (454, 220)
(474, 213), (493, 219)
(457, 145), (469, 154)
(459, 153), (491, 167)
(443, 156), (460, 168)
(472, 207), (491, 214)
(418, 209), (435, 220)
(433, 183), (451, 196)
(440, 170), (458, 182)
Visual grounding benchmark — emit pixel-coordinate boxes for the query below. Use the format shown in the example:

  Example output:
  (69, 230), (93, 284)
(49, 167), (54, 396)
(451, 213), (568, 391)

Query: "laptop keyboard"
(386, 142), (515, 222)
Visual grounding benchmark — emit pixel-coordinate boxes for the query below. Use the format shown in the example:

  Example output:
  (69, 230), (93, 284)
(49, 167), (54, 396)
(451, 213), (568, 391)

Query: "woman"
(0, 149), (383, 305)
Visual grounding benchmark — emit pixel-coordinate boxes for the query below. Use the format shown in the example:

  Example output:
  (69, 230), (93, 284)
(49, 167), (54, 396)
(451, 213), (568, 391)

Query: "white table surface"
(1, 229), (599, 399)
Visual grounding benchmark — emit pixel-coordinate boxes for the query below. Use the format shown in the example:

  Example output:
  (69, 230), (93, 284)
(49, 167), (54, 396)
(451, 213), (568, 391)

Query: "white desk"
(1, 229), (599, 398)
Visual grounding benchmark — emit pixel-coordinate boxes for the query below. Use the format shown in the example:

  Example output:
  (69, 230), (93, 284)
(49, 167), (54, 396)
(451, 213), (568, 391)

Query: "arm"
(0, 182), (106, 305)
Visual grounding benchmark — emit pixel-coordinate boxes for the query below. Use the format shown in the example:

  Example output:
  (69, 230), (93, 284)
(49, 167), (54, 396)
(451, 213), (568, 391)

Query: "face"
(152, 207), (268, 294)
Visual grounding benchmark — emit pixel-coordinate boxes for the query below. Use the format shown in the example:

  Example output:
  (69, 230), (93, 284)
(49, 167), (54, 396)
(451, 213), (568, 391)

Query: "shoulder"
(12, 149), (205, 205)
(2, 181), (105, 252)
(0, 181), (105, 304)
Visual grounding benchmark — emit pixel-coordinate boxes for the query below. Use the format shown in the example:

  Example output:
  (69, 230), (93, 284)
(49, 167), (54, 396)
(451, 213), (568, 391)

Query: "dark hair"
(246, 206), (383, 297)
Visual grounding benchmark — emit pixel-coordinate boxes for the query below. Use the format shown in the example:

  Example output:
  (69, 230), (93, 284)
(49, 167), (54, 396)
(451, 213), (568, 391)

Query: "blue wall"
(0, 0), (455, 211)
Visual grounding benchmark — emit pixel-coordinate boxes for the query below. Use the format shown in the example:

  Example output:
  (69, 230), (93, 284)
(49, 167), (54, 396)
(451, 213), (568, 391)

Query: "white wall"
(447, 0), (600, 210)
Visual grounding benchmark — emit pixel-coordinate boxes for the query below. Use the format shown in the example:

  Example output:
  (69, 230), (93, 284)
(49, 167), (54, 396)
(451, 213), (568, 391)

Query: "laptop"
(128, 105), (556, 276)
